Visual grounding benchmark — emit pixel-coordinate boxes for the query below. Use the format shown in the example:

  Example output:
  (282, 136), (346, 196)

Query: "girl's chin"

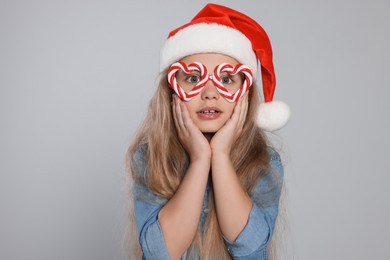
(199, 127), (221, 134)
(194, 119), (227, 133)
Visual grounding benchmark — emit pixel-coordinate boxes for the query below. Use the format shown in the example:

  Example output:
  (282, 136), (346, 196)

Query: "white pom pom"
(257, 100), (291, 131)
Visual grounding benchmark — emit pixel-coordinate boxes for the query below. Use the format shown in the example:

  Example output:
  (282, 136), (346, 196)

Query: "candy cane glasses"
(167, 62), (253, 103)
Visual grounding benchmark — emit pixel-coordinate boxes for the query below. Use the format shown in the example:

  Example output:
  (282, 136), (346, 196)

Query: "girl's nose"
(201, 74), (219, 100)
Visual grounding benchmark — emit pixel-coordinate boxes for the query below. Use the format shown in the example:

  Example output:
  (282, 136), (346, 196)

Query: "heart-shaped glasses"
(168, 62), (253, 102)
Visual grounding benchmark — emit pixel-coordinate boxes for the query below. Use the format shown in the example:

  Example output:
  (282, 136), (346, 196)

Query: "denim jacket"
(132, 144), (284, 260)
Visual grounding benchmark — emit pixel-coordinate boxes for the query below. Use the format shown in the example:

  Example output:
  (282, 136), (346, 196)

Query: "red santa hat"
(160, 3), (290, 131)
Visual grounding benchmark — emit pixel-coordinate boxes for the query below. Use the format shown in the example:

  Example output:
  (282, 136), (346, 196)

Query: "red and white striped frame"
(212, 63), (253, 103)
(167, 62), (209, 101)
(168, 62), (253, 102)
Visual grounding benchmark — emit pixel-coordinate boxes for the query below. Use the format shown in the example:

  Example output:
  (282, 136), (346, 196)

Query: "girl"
(126, 3), (290, 260)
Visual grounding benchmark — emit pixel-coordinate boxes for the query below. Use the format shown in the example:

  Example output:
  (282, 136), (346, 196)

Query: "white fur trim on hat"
(160, 23), (259, 79)
(257, 100), (291, 131)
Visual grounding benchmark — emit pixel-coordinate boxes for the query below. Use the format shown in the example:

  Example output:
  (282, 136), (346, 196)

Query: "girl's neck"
(204, 133), (214, 142)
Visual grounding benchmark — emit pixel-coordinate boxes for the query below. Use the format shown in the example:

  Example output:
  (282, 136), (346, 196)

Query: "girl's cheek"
(189, 112), (197, 123)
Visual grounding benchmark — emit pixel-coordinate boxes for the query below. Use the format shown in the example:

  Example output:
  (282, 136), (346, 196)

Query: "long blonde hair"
(125, 71), (279, 259)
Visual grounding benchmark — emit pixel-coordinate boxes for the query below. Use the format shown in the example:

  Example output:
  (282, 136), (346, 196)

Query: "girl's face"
(178, 53), (244, 133)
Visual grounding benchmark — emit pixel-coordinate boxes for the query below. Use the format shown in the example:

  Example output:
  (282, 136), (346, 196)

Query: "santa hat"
(160, 3), (290, 131)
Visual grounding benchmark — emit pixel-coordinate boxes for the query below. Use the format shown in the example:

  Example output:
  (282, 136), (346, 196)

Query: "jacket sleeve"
(223, 148), (284, 260)
(131, 144), (170, 260)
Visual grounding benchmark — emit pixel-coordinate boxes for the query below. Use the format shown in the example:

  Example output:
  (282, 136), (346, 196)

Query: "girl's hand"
(172, 95), (211, 162)
(210, 93), (248, 155)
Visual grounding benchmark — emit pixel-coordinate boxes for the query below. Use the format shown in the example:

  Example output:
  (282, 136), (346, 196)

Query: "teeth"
(202, 110), (217, 114)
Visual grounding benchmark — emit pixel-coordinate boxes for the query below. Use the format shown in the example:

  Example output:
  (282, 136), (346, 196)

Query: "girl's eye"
(221, 76), (233, 84)
(186, 75), (200, 84)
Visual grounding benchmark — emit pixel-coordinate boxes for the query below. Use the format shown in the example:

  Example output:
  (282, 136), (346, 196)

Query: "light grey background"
(1, 0), (389, 259)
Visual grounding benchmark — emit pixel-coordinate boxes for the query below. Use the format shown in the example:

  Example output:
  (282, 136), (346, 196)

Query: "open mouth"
(197, 107), (223, 119)
(197, 107), (222, 114)
(199, 109), (221, 114)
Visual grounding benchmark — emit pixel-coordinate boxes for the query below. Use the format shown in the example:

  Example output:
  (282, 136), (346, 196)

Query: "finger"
(230, 94), (246, 132)
(173, 95), (184, 132)
(238, 93), (249, 126)
(175, 95), (185, 131)
(172, 95), (181, 132)
(230, 96), (243, 123)
(180, 100), (193, 129)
